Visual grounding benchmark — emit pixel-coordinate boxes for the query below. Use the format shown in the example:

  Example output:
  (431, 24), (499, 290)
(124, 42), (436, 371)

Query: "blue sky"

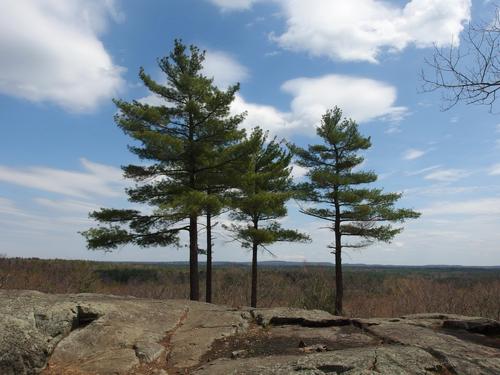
(0, 0), (499, 265)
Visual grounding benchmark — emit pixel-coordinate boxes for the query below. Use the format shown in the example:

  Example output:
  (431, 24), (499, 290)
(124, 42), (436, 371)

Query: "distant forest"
(1, 257), (498, 320)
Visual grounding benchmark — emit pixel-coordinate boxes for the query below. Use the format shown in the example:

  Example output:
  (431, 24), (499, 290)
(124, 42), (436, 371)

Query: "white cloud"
(272, 0), (471, 62)
(404, 184), (497, 197)
(202, 50), (249, 88)
(489, 163), (500, 176)
(282, 75), (407, 125)
(422, 198), (500, 216)
(231, 94), (292, 133)
(0, 158), (125, 199)
(385, 124), (402, 134)
(138, 94), (169, 107)
(0, 198), (28, 217)
(424, 168), (470, 182)
(403, 148), (426, 160)
(139, 64), (403, 137)
(290, 164), (308, 180)
(405, 165), (441, 176)
(232, 74), (407, 135)
(208, 0), (258, 11)
(139, 50), (248, 105)
(378, 171), (396, 180)
(0, 0), (125, 111)
(34, 198), (99, 213)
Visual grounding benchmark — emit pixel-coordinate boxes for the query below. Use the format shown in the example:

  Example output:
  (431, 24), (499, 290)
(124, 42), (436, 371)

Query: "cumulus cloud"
(231, 94), (292, 133)
(282, 75), (407, 124)
(0, 0), (125, 111)
(140, 73), (406, 136)
(139, 56), (403, 137)
(0, 158), (125, 199)
(403, 148), (426, 160)
(273, 0), (471, 62)
(139, 49), (248, 105)
(232, 74), (407, 135)
(202, 50), (249, 88)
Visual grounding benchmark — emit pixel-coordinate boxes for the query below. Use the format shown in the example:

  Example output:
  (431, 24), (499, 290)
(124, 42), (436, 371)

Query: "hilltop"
(1, 290), (499, 374)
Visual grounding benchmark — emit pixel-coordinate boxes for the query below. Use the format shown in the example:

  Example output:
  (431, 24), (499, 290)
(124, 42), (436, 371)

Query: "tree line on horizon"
(82, 40), (420, 315)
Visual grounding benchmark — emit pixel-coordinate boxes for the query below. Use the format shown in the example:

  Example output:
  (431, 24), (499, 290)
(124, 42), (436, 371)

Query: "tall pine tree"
(82, 40), (245, 301)
(224, 127), (310, 307)
(291, 108), (420, 315)
(199, 137), (245, 303)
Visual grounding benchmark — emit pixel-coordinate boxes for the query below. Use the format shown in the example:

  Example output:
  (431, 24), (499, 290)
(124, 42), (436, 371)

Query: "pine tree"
(224, 127), (310, 307)
(291, 108), (420, 315)
(81, 40), (245, 301)
(199, 138), (245, 303)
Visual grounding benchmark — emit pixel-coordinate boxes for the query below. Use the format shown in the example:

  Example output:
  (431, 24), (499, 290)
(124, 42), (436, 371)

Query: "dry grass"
(1, 257), (499, 320)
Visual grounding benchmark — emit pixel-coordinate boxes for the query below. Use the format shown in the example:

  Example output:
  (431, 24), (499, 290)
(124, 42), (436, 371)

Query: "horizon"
(2, 256), (500, 269)
(1, 0), (500, 266)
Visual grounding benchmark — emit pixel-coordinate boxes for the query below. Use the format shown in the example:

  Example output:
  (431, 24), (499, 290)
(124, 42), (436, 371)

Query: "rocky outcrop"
(0, 290), (499, 374)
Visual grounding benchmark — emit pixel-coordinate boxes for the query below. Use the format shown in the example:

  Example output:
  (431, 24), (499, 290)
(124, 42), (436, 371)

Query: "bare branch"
(421, 6), (500, 112)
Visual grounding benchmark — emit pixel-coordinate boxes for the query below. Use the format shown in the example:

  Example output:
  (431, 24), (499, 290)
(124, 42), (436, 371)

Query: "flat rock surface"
(1, 290), (499, 374)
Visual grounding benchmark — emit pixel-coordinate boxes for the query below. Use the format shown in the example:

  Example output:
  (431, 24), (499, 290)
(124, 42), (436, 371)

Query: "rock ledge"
(1, 290), (499, 374)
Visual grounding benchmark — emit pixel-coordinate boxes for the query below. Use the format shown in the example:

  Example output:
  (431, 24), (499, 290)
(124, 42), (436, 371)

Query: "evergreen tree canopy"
(226, 128), (309, 249)
(82, 40), (245, 300)
(197, 102), (247, 303)
(224, 127), (310, 307)
(291, 107), (420, 313)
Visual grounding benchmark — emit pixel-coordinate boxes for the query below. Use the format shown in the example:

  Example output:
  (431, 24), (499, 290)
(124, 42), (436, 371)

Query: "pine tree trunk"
(251, 241), (258, 308)
(187, 112), (199, 301)
(205, 211), (212, 303)
(334, 184), (343, 315)
(334, 244), (343, 315)
(189, 215), (199, 301)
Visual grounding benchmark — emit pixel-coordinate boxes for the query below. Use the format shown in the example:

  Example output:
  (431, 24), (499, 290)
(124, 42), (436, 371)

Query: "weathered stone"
(43, 297), (187, 374)
(442, 317), (500, 335)
(168, 302), (249, 369)
(0, 313), (49, 375)
(251, 307), (349, 327)
(192, 345), (443, 374)
(365, 320), (500, 374)
(269, 324), (379, 350)
(1, 290), (499, 375)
